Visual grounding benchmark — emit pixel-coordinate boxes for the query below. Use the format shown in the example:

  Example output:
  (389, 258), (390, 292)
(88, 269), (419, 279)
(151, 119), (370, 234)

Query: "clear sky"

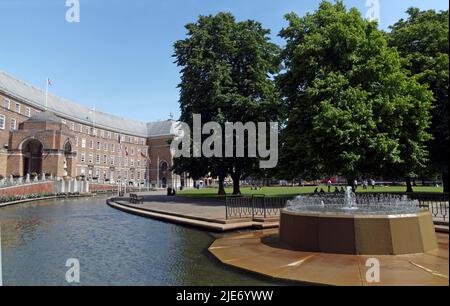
(0, 0), (448, 123)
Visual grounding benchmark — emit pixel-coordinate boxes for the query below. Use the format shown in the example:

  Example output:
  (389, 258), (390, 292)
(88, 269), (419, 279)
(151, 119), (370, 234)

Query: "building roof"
(0, 70), (177, 138)
(27, 110), (62, 124)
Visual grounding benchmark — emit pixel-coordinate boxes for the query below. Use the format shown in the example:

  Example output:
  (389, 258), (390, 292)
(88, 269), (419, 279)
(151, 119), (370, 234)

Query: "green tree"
(173, 12), (281, 195)
(389, 8), (449, 192)
(278, 1), (433, 191)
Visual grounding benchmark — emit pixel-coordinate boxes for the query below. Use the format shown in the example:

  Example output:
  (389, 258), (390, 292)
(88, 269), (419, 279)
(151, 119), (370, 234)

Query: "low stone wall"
(90, 184), (118, 192)
(0, 181), (55, 197)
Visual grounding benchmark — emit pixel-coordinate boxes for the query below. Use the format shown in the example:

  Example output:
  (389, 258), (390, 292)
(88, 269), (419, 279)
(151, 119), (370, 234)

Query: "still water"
(0, 196), (285, 286)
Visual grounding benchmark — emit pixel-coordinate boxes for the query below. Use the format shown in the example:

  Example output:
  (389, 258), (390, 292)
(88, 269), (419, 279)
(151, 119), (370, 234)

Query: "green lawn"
(177, 185), (444, 198)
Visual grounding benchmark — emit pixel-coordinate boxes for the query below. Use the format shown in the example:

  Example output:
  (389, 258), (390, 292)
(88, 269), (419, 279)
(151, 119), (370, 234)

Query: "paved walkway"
(209, 229), (449, 286)
(127, 192), (226, 221)
(107, 191), (278, 231)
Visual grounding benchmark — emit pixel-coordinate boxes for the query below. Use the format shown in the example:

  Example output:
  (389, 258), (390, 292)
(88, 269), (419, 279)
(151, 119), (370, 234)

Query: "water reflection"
(0, 196), (286, 286)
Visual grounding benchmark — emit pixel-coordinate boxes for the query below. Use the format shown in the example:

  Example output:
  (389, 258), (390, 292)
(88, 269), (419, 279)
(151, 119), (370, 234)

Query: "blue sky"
(0, 0), (448, 122)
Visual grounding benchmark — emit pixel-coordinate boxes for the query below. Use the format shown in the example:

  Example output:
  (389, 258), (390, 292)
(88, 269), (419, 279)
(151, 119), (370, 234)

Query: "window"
(89, 152), (94, 164)
(93, 128), (97, 136)
(3, 98), (10, 109)
(96, 141), (101, 150)
(124, 157), (128, 167)
(110, 156), (114, 166)
(107, 131), (112, 139)
(100, 130), (105, 138)
(128, 136), (132, 143)
(96, 169), (100, 178)
(0, 114), (5, 129)
(25, 107), (31, 117)
(137, 159), (141, 168)
(62, 119), (67, 125)
(78, 124), (82, 133)
(118, 156), (122, 167)
(86, 126), (91, 135)
(10, 118), (17, 131)
(104, 142), (108, 151)
(103, 169), (107, 179)
(130, 159), (134, 167)
(70, 122), (75, 131)
(103, 154), (107, 165)
(75, 137), (78, 146)
(89, 139), (94, 149)
(111, 144), (115, 152)
(81, 152), (86, 163)
(81, 138), (86, 148)
(96, 154), (100, 165)
(15, 103), (20, 113)
(118, 145), (121, 153)
(137, 171), (141, 180)
(131, 147), (135, 156)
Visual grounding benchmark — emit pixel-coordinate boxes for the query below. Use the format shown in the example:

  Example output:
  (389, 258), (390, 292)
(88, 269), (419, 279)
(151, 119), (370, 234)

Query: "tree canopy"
(277, 1), (434, 188)
(173, 12), (281, 194)
(389, 8), (449, 192)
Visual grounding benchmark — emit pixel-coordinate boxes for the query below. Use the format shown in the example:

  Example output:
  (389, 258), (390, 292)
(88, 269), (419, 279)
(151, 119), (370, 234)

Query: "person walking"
(370, 179), (375, 190)
(327, 179), (332, 193)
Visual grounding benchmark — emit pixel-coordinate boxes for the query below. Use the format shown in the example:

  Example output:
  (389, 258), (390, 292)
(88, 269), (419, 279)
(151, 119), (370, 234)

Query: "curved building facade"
(0, 71), (191, 188)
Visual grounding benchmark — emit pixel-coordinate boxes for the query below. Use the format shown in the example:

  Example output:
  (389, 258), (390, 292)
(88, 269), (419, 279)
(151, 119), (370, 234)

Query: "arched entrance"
(22, 139), (43, 176)
(159, 161), (168, 188)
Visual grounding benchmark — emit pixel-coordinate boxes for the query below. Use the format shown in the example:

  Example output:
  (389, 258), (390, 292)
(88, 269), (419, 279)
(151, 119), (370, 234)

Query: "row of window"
(77, 152), (147, 168)
(2, 97), (32, 117)
(0, 114), (17, 130)
(77, 167), (146, 180)
(69, 121), (146, 145)
(74, 137), (147, 156)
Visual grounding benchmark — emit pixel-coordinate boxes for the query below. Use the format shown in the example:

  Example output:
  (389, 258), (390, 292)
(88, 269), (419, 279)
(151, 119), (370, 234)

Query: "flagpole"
(45, 78), (49, 111)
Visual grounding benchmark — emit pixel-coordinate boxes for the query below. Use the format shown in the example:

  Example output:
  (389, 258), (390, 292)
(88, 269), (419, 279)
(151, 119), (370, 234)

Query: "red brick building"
(0, 70), (193, 188)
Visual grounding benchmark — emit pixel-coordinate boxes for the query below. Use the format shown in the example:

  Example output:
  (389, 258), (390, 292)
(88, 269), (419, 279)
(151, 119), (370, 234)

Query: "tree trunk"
(232, 174), (241, 195)
(217, 175), (226, 195)
(405, 177), (414, 193)
(443, 171), (449, 193)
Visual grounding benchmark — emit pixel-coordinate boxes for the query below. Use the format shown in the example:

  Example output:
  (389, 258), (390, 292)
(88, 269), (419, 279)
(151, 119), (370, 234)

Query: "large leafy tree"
(173, 12), (281, 194)
(389, 8), (449, 192)
(278, 1), (433, 191)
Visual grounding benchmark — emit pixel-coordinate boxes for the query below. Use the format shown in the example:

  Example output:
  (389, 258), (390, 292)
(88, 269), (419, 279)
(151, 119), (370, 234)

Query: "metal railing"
(225, 193), (449, 225)
(225, 195), (294, 219)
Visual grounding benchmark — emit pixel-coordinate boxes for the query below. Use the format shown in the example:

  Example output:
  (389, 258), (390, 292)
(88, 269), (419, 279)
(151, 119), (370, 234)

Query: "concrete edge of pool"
(106, 198), (279, 232)
(208, 228), (449, 286)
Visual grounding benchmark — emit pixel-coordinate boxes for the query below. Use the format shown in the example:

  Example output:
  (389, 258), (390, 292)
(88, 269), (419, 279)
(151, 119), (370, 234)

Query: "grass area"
(177, 185), (444, 198)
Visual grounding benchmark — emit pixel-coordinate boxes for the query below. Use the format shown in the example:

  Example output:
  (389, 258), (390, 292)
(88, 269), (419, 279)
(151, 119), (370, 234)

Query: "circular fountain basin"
(279, 209), (438, 255)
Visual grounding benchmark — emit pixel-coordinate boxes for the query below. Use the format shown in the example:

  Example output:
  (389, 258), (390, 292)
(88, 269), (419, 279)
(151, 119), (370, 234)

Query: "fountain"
(279, 187), (438, 255)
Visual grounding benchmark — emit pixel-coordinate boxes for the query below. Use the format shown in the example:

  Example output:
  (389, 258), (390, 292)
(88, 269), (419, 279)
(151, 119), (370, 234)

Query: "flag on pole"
(45, 78), (52, 110)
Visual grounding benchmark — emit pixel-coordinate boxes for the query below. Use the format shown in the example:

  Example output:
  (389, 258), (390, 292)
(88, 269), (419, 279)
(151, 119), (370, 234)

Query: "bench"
(129, 193), (144, 204)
